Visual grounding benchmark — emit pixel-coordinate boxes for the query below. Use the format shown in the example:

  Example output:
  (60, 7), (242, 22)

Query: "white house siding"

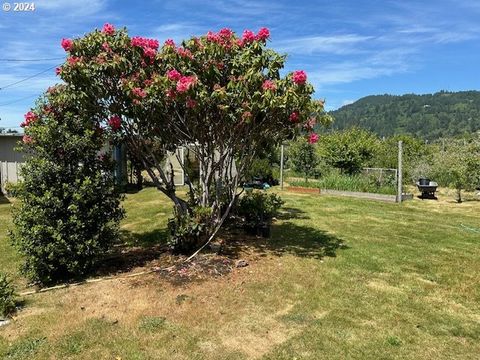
(0, 134), (187, 194)
(0, 135), (24, 194)
(165, 147), (185, 186)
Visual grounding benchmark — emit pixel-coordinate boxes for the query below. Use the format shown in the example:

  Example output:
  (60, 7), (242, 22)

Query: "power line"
(0, 94), (38, 107)
(0, 65), (59, 91)
(0, 57), (64, 62)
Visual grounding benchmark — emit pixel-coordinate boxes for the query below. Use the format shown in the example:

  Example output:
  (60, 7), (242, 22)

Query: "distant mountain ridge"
(329, 90), (480, 139)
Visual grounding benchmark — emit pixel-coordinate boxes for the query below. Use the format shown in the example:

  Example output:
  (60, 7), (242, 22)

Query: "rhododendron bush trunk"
(37, 24), (329, 253)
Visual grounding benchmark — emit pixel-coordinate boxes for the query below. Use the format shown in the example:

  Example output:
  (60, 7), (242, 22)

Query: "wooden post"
(280, 144), (284, 190)
(397, 140), (403, 203)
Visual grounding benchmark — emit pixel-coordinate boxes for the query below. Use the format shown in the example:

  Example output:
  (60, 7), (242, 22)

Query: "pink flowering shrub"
(242, 30), (256, 43)
(292, 70), (307, 85)
(289, 112), (299, 123)
(132, 87), (147, 98)
(256, 27), (270, 41)
(21, 111), (38, 127)
(108, 115), (121, 130)
(102, 23), (115, 35)
(39, 24), (329, 253)
(61, 38), (73, 51)
(308, 133), (319, 144)
(262, 80), (276, 91)
(164, 39), (175, 47)
(176, 75), (196, 93)
(167, 69), (181, 81)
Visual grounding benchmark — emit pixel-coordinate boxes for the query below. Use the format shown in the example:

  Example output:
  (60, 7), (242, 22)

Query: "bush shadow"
(277, 207), (310, 220)
(0, 195), (11, 204)
(222, 222), (347, 261)
(94, 229), (169, 277)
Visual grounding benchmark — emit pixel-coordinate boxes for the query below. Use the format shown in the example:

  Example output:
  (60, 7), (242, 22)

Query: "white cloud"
(341, 99), (355, 106)
(276, 34), (373, 55)
(37, 0), (107, 17)
(150, 23), (205, 43)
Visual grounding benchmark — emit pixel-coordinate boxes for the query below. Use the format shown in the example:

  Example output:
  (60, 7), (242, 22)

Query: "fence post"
(280, 144), (284, 190)
(397, 140), (403, 203)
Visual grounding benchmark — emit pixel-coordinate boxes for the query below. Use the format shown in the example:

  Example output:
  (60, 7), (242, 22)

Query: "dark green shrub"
(0, 273), (16, 318)
(317, 127), (379, 174)
(236, 191), (284, 227)
(288, 138), (319, 182)
(168, 206), (213, 253)
(4, 182), (22, 198)
(10, 87), (124, 285)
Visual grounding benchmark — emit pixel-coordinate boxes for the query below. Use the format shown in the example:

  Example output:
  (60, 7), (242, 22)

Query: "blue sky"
(1, 0), (479, 129)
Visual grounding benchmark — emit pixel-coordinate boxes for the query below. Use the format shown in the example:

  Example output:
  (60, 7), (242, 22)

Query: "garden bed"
(287, 186), (320, 194)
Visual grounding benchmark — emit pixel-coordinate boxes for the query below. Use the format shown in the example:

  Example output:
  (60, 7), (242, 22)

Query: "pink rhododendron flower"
(131, 37), (159, 51)
(236, 39), (244, 47)
(242, 111), (252, 121)
(22, 135), (33, 144)
(143, 47), (156, 59)
(262, 79), (276, 91)
(256, 27), (270, 41)
(55, 67), (62, 76)
(176, 75), (197, 93)
(132, 87), (147, 98)
(143, 79), (153, 87)
(102, 23), (115, 35)
(177, 47), (193, 59)
(207, 31), (220, 43)
(304, 117), (316, 130)
(167, 69), (182, 81)
(219, 28), (233, 38)
(164, 39), (175, 47)
(67, 56), (82, 65)
(147, 39), (159, 50)
(166, 88), (176, 99)
(308, 133), (319, 144)
(242, 30), (255, 43)
(102, 42), (111, 52)
(289, 112), (299, 123)
(131, 37), (144, 47)
(108, 115), (121, 131)
(292, 70), (307, 85)
(186, 98), (197, 108)
(61, 38), (73, 51)
(21, 111), (38, 127)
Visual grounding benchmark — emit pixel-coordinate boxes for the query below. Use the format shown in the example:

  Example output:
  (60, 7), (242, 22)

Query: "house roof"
(0, 133), (23, 137)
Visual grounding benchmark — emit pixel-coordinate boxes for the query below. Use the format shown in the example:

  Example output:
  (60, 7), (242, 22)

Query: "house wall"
(165, 147), (185, 186)
(0, 135), (24, 194)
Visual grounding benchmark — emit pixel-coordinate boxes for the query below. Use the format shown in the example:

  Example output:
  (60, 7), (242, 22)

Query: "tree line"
(329, 91), (480, 140)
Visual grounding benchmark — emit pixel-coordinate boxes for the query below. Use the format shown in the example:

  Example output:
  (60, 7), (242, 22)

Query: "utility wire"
(0, 94), (38, 107)
(0, 65), (58, 91)
(0, 57), (64, 62)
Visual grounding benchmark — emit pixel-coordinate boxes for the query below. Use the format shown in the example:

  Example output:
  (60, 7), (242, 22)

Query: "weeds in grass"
(4, 337), (46, 359)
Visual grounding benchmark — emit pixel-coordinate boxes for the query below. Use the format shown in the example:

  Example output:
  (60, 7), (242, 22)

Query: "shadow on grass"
(222, 222), (347, 261)
(277, 207), (310, 220)
(94, 218), (345, 280)
(93, 229), (170, 276)
(120, 228), (169, 248)
(0, 195), (11, 204)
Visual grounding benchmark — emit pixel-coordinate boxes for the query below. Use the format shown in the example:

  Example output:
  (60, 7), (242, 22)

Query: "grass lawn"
(1, 188), (479, 359)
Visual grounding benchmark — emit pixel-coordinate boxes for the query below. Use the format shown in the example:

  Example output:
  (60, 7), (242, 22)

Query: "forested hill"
(329, 91), (480, 139)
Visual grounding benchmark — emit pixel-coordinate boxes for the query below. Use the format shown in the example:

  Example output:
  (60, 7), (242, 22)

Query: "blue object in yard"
(263, 183), (270, 190)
